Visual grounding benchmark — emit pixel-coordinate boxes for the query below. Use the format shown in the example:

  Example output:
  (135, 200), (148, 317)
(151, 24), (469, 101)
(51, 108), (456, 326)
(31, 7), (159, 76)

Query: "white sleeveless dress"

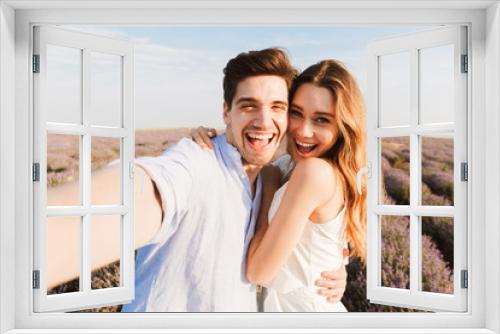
(262, 159), (348, 312)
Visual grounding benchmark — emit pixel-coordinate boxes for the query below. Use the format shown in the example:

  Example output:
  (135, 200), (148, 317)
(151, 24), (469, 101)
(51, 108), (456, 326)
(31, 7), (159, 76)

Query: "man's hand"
(315, 248), (349, 303)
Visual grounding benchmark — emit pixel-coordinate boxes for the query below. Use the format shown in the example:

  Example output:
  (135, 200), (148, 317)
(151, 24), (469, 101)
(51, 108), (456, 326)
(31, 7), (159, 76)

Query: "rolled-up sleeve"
(135, 138), (200, 245)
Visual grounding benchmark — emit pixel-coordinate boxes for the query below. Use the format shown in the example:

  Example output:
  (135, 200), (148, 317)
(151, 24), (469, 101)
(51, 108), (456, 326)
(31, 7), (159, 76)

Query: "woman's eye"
(289, 110), (302, 117)
(316, 117), (330, 124)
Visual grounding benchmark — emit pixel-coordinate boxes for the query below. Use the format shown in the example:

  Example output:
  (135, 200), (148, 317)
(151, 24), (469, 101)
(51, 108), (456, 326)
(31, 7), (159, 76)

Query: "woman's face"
(287, 83), (339, 161)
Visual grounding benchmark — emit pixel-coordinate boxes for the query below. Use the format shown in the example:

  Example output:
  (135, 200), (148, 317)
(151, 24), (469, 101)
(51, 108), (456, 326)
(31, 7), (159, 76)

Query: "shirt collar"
(213, 134), (255, 198)
(213, 134), (241, 167)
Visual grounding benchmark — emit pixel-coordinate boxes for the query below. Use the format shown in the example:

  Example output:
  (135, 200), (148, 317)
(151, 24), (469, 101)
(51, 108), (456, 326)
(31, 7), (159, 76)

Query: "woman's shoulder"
(294, 157), (334, 177)
(288, 158), (339, 213)
(292, 158), (337, 190)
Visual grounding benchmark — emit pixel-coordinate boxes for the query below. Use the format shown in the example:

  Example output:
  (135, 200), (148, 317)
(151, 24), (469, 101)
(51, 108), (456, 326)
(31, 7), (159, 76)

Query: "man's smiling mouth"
(245, 132), (276, 152)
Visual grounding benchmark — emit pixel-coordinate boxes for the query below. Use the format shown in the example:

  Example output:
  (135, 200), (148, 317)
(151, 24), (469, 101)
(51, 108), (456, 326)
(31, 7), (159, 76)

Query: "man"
(121, 48), (346, 312)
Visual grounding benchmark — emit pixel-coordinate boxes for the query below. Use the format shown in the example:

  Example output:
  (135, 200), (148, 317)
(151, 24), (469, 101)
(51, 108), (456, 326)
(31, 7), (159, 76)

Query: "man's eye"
(241, 105), (256, 110)
(273, 105), (287, 112)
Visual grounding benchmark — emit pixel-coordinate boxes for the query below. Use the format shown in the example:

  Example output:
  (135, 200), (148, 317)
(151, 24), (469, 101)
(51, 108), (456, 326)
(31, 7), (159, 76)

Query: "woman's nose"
(298, 121), (314, 138)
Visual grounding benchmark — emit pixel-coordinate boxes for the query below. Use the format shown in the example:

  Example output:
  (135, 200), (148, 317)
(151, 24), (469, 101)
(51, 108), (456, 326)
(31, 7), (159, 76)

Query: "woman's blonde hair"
(290, 60), (367, 262)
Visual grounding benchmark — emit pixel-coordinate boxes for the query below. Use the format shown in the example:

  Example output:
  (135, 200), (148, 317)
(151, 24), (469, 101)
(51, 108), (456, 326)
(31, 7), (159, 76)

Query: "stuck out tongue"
(248, 137), (269, 150)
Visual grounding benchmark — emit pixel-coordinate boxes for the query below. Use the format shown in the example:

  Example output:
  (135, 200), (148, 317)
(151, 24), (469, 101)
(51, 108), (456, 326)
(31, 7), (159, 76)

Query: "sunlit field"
(47, 131), (454, 312)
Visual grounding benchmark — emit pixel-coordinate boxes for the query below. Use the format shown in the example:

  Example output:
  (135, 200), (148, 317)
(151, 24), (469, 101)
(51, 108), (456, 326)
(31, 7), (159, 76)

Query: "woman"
(192, 60), (366, 312)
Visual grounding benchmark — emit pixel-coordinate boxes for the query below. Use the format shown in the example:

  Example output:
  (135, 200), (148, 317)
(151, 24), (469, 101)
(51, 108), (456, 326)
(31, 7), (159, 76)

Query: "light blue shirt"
(121, 135), (262, 312)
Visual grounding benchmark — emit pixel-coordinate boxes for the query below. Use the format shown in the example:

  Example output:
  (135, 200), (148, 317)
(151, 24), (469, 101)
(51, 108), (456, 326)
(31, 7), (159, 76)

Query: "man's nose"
(254, 108), (274, 128)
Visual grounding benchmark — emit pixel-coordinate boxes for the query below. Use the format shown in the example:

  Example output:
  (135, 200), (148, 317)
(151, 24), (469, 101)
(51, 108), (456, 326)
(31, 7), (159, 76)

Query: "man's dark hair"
(223, 48), (298, 108)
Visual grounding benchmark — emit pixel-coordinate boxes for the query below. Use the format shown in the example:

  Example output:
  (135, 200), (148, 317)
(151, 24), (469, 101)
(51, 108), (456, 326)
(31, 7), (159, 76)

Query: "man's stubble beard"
(225, 123), (278, 169)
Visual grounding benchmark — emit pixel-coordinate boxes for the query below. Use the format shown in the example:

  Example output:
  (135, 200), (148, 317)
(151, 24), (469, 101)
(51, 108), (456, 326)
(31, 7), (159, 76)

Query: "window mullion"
(45, 206), (127, 216)
(409, 213), (419, 292)
(374, 205), (454, 216)
(409, 47), (420, 293)
(81, 48), (91, 294)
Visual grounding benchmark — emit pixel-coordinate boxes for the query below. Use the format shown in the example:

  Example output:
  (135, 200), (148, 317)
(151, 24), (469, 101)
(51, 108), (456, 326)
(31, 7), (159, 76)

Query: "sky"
(46, 25), (452, 129)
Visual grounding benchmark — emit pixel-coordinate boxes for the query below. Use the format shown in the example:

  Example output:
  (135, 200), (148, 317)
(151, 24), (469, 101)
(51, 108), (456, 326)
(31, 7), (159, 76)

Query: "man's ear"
(223, 102), (230, 125)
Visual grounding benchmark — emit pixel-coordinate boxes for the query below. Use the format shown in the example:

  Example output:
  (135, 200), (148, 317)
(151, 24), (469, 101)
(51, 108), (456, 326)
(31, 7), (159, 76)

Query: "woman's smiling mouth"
(295, 139), (317, 155)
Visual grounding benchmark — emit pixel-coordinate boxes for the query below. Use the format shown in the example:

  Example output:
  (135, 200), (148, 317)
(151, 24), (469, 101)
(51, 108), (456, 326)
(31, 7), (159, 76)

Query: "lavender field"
(47, 128), (193, 187)
(47, 130), (454, 312)
(343, 136), (454, 312)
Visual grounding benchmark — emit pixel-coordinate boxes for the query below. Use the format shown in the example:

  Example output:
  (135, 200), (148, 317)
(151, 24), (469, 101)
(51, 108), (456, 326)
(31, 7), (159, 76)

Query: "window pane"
(420, 45), (454, 125)
(381, 215), (410, 289)
(421, 216), (454, 294)
(91, 137), (121, 205)
(421, 134), (454, 206)
(91, 215), (121, 289)
(47, 216), (81, 295)
(91, 52), (122, 127)
(47, 134), (81, 206)
(379, 52), (410, 127)
(380, 137), (410, 205)
(46, 45), (82, 124)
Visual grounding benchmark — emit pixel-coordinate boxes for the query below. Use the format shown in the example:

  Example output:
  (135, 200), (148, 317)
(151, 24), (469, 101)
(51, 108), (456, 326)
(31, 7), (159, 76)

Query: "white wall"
(0, 2), (16, 333)
(485, 2), (500, 333)
(3, 3), (499, 332)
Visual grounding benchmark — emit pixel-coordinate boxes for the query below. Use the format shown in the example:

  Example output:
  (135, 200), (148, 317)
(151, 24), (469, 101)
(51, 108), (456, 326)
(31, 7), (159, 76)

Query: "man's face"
(224, 75), (288, 167)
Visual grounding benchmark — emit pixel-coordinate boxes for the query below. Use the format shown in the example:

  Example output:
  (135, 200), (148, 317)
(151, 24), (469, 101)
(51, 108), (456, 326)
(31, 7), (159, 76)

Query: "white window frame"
(365, 26), (468, 312)
(32, 26), (135, 312)
(0, 1), (498, 333)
